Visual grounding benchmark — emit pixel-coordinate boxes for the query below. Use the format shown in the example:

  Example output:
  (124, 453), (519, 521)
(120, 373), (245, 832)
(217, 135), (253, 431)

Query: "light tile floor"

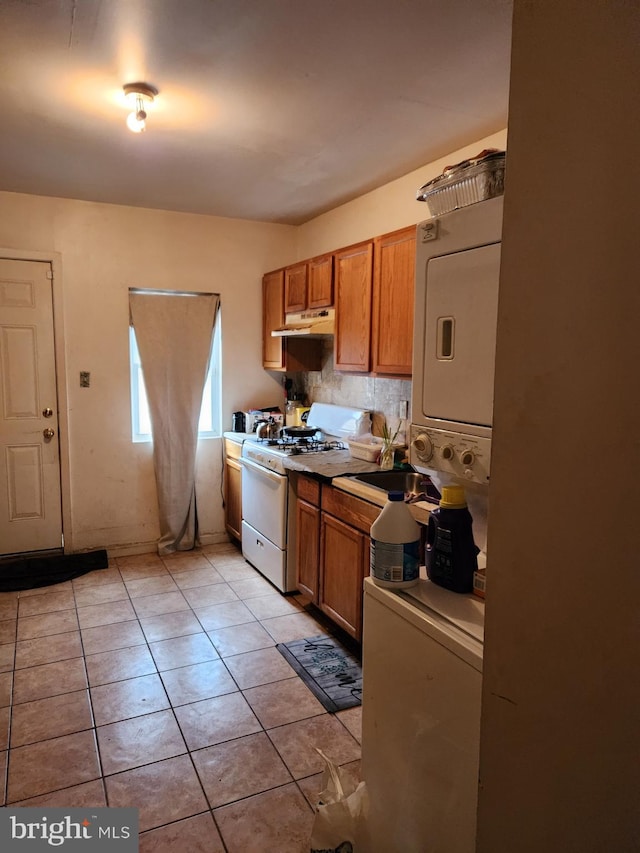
(0, 542), (363, 852)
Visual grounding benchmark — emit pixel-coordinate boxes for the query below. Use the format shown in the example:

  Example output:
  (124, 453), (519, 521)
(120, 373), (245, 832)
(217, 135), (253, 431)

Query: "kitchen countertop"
(223, 431), (252, 444)
(282, 450), (380, 479)
(223, 431), (436, 523)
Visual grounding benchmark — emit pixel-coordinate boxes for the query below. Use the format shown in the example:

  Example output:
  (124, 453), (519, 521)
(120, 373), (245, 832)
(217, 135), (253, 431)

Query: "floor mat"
(276, 634), (362, 713)
(0, 549), (109, 591)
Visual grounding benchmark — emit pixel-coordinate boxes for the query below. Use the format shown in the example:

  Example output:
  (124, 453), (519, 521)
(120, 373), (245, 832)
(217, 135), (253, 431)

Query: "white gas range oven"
(240, 403), (372, 593)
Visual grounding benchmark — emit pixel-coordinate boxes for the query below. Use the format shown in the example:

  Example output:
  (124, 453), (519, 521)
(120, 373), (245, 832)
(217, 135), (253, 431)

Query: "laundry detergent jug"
(425, 484), (479, 593)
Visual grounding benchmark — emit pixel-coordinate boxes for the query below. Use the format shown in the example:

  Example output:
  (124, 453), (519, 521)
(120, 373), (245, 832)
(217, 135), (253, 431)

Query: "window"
(130, 320), (221, 443)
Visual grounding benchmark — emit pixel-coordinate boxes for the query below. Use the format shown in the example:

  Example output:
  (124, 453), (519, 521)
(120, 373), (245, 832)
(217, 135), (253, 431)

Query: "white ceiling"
(0, 0), (513, 225)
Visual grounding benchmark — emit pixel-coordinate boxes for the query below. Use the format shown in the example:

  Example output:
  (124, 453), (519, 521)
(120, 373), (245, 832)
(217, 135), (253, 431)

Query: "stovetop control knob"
(412, 432), (434, 462)
(441, 444), (455, 460)
(460, 449), (475, 467)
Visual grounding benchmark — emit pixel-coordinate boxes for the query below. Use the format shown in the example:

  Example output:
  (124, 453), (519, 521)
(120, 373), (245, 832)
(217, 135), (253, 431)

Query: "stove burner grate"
(258, 436), (346, 454)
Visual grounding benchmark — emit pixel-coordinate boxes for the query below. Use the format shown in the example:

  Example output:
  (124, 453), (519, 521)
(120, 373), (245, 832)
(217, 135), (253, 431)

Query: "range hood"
(271, 308), (335, 337)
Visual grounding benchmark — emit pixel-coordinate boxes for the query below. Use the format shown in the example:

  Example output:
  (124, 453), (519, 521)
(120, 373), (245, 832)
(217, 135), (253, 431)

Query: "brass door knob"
(43, 428), (55, 440)
(42, 407), (54, 418)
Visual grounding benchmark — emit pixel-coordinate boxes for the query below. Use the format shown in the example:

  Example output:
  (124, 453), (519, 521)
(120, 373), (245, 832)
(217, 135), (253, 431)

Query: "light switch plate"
(80, 372), (90, 388)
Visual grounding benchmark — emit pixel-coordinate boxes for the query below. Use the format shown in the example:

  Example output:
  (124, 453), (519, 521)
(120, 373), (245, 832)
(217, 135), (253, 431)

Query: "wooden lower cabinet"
(319, 512), (369, 639)
(319, 484), (379, 641)
(293, 477), (378, 640)
(296, 498), (320, 601)
(294, 474), (322, 601)
(223, 439), (242, 542)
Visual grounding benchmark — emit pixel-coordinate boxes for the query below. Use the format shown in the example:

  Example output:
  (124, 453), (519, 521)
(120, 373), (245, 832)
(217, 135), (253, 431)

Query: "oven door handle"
(239, 455), (285, 483)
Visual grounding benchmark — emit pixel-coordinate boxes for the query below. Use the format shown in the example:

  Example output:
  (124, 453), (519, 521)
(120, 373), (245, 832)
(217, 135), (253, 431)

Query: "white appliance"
(270, 307), (335, 337)
(240, 403), (370, 593)
(361, 576), (484, 853)
(410, 195), (503, 487)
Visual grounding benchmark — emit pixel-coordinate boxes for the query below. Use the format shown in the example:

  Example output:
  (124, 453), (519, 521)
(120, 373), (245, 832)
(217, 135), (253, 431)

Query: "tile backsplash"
(294, 340), (411, 443)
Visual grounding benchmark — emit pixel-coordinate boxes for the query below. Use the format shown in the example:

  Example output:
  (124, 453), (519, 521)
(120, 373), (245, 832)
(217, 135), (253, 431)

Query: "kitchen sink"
(350, 470), (441, 502)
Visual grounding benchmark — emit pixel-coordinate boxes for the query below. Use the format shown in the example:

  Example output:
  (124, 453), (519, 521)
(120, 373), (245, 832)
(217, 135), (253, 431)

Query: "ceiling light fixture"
(123, 82), (158, 134)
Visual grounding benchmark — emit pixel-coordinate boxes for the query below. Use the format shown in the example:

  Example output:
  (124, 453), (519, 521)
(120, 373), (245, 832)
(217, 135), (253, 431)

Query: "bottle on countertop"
(425, 484), (479, 593)
(285, 399), (298, 427)
(370, 491), (421, 589)
(286, 394), (307, 427)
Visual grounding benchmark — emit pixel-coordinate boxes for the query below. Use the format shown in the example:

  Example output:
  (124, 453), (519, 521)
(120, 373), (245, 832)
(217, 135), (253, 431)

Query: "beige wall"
(477, 2), (640, 850)
(0, 192), (295, 553)
(296, 129), (508, 259)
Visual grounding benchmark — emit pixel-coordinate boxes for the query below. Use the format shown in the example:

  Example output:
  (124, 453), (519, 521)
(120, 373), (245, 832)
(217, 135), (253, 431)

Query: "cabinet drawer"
(321, 485), (380, 533)
(224, 438), (242, 460)
(297, 474), (321, 506)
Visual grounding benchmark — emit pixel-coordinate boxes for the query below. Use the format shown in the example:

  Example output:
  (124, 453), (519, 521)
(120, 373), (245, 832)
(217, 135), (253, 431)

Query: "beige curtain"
(129, 291), (220, 555)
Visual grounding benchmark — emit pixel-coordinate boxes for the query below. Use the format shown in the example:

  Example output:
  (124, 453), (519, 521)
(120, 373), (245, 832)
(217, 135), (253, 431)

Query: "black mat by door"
(0, 549), (109, 592)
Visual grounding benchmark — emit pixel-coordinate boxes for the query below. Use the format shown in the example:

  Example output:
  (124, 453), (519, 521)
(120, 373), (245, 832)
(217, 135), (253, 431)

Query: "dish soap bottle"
(370, 491), (421, 588)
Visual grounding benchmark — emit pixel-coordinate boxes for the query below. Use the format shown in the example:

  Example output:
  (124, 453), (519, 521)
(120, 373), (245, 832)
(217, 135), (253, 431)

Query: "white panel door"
(0, 258), (62, 554)
(422, 243), (501, 427)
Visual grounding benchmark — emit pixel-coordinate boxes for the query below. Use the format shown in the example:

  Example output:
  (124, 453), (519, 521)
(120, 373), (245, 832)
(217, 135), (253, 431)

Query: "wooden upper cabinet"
(263, 269), (285, 370)
(307, 254), (334, 309)
(284, 263), (308, 313)
(334, 241), (374, 372)
(285, 256), (333, 312)
(263, 268), (323, 373)
(371, 225), (416, 376)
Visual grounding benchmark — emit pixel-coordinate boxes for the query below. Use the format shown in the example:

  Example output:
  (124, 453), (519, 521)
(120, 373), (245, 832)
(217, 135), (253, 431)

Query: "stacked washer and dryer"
(361, 195), (503, 853)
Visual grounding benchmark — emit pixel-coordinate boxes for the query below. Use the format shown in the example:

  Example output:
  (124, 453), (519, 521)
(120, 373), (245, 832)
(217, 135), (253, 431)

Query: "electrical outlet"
(80, 372), (90, 388)
(398, 400), (408, 420)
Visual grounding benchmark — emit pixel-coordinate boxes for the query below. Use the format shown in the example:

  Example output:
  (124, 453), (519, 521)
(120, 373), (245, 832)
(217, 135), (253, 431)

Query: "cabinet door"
(334, 241), (373, 372)
(308, 254), (334, 308)
(372, 226), (416, 376)
(263, 269), (285, 369)
(284, 263), (308, 313)
(320, 512), (368, 639)
(296, 498), (320, 601)
(423, 243), (500, 426)
(224, 457), (242, 542)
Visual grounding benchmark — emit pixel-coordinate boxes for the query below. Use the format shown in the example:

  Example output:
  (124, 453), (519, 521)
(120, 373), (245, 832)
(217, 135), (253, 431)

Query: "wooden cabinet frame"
(294, 474), (322, 602)
(284, 262), (308, 313)
(223, 439), (242, 542)
(333, 241), (374, 373)
(262, 269), (323, 372)
(318, 485), (380, 640)
(263, 224), (415, 377)
(307, 253), (333, 309)
(372, 225), (416, 376)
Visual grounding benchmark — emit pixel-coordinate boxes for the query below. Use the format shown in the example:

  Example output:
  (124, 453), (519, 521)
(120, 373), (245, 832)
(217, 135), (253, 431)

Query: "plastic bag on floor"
(309, 748), (370, 853)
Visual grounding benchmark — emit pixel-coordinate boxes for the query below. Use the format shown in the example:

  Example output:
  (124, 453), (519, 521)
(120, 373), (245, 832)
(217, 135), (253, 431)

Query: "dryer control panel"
(410, 424), (491, 485)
